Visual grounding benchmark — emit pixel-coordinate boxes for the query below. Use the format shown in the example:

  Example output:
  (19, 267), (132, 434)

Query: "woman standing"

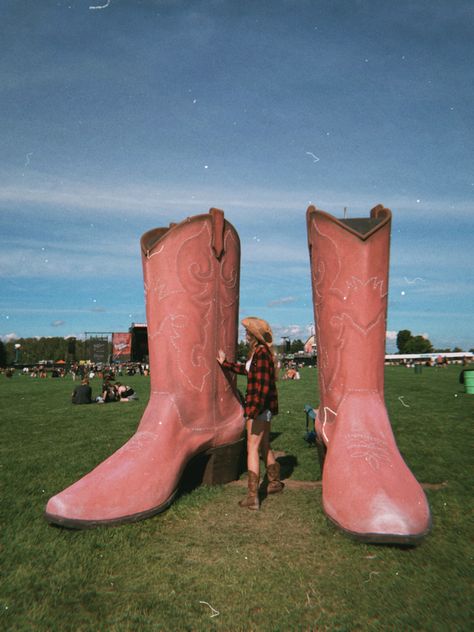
(217, 317), (283, 510)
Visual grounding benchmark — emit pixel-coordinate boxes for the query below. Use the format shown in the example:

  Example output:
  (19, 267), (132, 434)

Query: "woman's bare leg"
(260, 423), (276, 468)
(239, 418), (266, 509)
(246, 418), (265, 476)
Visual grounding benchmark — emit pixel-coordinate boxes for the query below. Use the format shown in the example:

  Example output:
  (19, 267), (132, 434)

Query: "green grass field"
(1, 366), (472, 631)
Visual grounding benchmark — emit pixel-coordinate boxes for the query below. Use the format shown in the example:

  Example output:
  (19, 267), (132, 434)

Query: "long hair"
(246, 332), (279, 380)
(247, 332), (259, 358)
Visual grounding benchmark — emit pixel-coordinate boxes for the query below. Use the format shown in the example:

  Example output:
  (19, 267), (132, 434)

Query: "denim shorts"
(256, 409), (272, 422)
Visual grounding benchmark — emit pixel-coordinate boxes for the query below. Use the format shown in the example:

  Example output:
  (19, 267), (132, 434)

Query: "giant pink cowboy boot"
(45, 208), (244, 528)
(307, 204), (431, 544)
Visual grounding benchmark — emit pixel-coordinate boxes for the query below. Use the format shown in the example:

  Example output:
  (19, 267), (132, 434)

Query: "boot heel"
(203, 439), (245, 485)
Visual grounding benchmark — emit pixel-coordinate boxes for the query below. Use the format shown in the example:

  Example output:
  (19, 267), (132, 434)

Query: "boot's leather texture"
(45, 209), (244, 528)
(266, 462), (284, 494)
(307, 204), (431, 544)
(239, 471), (260, 510)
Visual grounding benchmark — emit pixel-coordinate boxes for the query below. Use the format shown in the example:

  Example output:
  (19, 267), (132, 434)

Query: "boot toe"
(324, 487), (431, 543)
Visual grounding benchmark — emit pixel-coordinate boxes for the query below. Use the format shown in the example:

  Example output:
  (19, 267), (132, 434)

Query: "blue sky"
(1, 0), (473, 351)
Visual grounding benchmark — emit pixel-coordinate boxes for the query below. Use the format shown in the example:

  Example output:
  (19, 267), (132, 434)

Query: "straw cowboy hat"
(242, 317), (273, 347)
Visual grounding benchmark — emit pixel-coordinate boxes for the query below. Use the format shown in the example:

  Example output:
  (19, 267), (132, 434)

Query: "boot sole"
(325, 512), (432, 546)
(267, 485), (284, 494)
(44, 438), (245, 529)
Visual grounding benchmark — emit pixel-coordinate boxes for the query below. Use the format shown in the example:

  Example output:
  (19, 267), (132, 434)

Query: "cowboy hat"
(242, 317), (273, 347)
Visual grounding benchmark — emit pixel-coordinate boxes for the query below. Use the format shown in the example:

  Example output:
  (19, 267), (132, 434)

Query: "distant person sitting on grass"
(97, 377), (118, 404)
(71, 378), (93, 405)
(116, 383), (138, 401)
(284, 367), (299, 380)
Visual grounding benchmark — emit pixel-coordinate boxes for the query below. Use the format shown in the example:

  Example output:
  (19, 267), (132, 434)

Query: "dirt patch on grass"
(232, 448), (448, 491)
(229, 478), (322, 490)
(230, 478), (448, 490)
(422, 481), (449, 490)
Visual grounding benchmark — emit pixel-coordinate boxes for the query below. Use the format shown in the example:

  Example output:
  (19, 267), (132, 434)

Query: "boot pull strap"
(210, 208), (225, 259)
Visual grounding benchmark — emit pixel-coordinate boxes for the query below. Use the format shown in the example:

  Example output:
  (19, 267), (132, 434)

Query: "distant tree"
(0, 340), (6, 367)
(290, 339), (304, 353)
(470, 348), (474, 354)
(452, 347), (462, 353)
(396, 330), (412, 354)
(403, 335), (433, 354)
(5, 340), (16, 365)
(236, 340), (250, 361)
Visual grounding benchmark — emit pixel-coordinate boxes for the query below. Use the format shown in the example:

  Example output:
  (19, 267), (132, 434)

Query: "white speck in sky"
(364, 58), (369, 63)
(204, 165), (209, 169)
(401, 291), (406, 296)
(326, 131), (330, 136)
(92, 299), (97, 303)
(306, 151), (320, 163)
(193, 98), (197, 104)
(44, 259), (49, 263)
(25, 152), (33, 167)
(416, 199), (421, 203)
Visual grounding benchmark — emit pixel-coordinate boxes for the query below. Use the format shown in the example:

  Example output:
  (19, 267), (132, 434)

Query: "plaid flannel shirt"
(222, 344), (278, 419)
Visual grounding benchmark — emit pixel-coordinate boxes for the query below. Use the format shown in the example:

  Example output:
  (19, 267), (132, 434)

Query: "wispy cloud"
(0, 307), (138, 316)
(51, 320), (65, 327)
(0, 243), (140, 279)
(1, 169), (472, 219)
(243, 242), (308, 264)
(267, 296), (297, 307)
(390, 277), (472, 298)
(272, 323), (313, 341)
(0, 332), (18, 342)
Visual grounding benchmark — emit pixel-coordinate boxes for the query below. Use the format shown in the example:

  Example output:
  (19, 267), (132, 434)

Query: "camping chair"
(304, 404), (317, 445)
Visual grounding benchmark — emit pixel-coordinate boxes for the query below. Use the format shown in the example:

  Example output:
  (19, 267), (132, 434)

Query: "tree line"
(0, 336), (307, 367)
(0, 337), (91, 367)
(396, 330), (472, 354)
(0, 332), (471, 368)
